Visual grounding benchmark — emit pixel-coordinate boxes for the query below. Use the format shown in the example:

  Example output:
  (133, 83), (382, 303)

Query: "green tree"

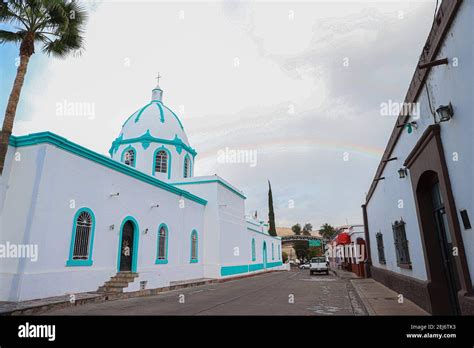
(294, 240), (309, 261)
(282, 251), (288, 263)
(0, 0), (88, 174)
(320, 223), (336, 240)
(267, 180), (277, 236)
(302, 223), (312, 236)
(291, 223), (302, 236)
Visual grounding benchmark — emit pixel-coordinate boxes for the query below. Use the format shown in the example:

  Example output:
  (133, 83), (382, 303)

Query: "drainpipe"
(361, 204), (372, 278)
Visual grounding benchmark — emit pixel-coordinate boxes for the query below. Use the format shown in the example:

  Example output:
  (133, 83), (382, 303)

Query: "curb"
(3, 269), (286, 316)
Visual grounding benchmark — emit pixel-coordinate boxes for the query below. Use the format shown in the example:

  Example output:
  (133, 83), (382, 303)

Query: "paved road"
(43, 269), (366, 315)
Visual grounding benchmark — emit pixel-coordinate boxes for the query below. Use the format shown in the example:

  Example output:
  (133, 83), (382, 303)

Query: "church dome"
(110, 80), (196, 181)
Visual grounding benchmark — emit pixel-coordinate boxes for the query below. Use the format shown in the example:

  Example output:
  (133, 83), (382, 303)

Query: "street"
(42, 269), (367, 315)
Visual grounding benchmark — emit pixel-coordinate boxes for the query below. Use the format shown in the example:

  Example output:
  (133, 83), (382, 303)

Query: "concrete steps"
(97, 272), (138, 294)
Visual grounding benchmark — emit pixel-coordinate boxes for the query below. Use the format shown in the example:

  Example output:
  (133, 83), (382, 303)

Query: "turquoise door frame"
(263, 241), (267, 269)
(117, 216), (140, 273)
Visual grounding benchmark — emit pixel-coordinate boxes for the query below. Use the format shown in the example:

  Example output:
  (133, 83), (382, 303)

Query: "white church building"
(0, 81), (283, 302)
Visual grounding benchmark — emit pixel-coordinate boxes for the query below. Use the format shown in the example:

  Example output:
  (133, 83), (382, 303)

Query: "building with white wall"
(0, 80), (283, 302)
(362, 0), (473, 315)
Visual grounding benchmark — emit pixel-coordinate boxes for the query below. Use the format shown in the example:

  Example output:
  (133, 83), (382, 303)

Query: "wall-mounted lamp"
(110, 192), (120, 197)
(109, 224), (115, 231)
(143, 228), (149, 234)
(435, 103), (454, 123)
(151, 204), (160, 208)
(398, 167), (408, 179)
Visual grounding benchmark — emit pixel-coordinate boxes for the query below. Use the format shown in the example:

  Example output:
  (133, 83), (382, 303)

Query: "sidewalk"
(350, 278), (429, 315)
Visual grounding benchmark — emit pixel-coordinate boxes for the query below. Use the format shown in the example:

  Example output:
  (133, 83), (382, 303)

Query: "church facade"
(0, 83), (283, 302)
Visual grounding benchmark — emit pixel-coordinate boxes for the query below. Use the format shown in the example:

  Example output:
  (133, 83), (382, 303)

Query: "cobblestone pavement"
(43, 269), (367, 315)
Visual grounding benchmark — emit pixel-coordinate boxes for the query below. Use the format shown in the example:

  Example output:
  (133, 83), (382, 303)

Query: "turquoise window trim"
(155, 223), (169, 264)
(109, 130), (196, 157)
(9, 132), (207, 206)
(66, 207), (96, 267)
(117, 216), (140, 273)
(278, 244), (281, 260)
(120, 145), (137, 168)
(183, 154), (192, 178)
(190, 229), (198, 263)
(152, 146), (172, 180)
(263, 241), (267, 268)
(172, 179), (246, 200)
(272, 243), (275, 260)
(251, 238), (256, 261)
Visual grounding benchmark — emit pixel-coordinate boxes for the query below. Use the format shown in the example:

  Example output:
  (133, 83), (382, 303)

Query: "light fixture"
(151, 204), (160, 208)
(435, 103), (454, 123)
(398, 167), (408, 179)
(110, 192), (120, 197)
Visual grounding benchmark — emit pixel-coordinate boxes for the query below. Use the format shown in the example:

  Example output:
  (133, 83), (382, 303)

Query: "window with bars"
(190, 230), (198, 262)
(184, 156), (190, 178)
(392, 220), (411, 267)
(157, 226), (167, 260)
(375, 232), (386, 265)
(123, 149), (135, 167)
(72, 211), (93, 260)
(155, 150), (168, 174)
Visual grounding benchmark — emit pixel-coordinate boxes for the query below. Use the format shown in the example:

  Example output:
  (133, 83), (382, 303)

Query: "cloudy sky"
(0, 0), (437, 229)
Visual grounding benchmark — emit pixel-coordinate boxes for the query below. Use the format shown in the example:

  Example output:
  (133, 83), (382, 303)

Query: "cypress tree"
(268, 180), (277, 236)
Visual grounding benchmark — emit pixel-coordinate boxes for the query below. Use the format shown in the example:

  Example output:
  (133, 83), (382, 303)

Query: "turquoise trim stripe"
(162, 103), (184, 130)
(66, 207), (96, 267)
(221, 261), (283, 276)
(249, 263), (263, 272)
(154, 101), (165, 123)
(117, 216), (140, 272)
(155, 223), (169, 264)
(172, 179), (246, 200)
(246, 227), (281, 241)
(221, 265), (249, 276)
(9, 132), (207, 206)
(134, 102), (153, 123)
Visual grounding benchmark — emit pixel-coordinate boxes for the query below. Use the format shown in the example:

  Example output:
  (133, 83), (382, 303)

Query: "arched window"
(278, 244), (281, 260)
(121, 147), (136, 167)
(156, 224), (168, 264)
(67, 208), (95, 266)
(272, 243), (275, 260)
(183, 155), (191, 178)
(190, 230), (198, 263)
(252, 238), (256, 261)
(155, 150), (168, 173)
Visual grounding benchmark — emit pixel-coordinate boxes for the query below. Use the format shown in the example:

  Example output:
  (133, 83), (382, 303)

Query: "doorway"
(118, 219), (137, 272)
(416, 171), (460, 314)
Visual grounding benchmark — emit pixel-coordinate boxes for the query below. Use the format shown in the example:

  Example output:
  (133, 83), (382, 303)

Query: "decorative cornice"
(109, 130), (197, 157)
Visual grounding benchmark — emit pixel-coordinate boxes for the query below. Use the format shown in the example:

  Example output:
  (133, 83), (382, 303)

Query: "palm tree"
(0, 0), (87, 174)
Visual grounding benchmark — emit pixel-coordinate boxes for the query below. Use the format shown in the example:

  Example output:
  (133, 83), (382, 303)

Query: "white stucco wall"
(0, 142), (205, 301)
(366, 0), (473, 283)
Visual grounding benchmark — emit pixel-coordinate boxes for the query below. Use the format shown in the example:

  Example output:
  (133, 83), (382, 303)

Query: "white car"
(310, 257), (329, 275)
(299, 263), (310, 269)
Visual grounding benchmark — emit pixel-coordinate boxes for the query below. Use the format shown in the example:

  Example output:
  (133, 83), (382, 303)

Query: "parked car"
(299, 263), (310, 270)
(310, 257), (329, 275)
